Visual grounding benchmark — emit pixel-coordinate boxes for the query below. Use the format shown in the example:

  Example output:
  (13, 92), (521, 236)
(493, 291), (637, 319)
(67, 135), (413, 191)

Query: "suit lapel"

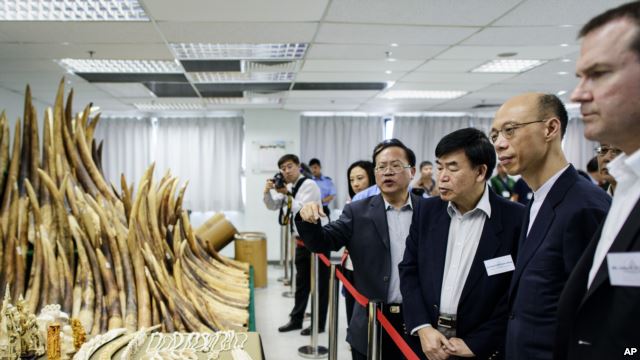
(509, 166), (576, 298)
(430, 202), (451, 303)
(582, 198), (640, 304)
(459, 191), (503, 306)
(370, 194), (390, 249)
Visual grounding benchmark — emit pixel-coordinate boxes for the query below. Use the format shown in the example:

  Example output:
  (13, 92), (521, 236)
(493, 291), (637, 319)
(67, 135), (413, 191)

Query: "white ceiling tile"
(0, 22), (162, 43)
(302, 60), (423, 72)
(0, 43), (173, 60)
(316, 23), (479, 45)
(144, 0), (328, 22)
(157, 22), (318, 43)
(390, 82), (489, 92)
(284, 103), (360, 111)
(494, 0), (630, 26)
(414, 59), (487, 72)
(288, 90), (379, 99)
(325, 0), (522, 26)
(285, 98), (364, 106)
(402, 72), (516, 84)
(295, 72), (402, 82)
(306, 44), (446, 60)
(436, 45), (579, 60)
(462, 26), (579, 46)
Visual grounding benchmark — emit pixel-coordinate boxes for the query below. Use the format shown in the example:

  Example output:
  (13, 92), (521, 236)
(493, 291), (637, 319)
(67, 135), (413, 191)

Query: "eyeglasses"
(489, 119), (547, 144)
(374, 161), (411, 174)
(595, 146), (622, 157)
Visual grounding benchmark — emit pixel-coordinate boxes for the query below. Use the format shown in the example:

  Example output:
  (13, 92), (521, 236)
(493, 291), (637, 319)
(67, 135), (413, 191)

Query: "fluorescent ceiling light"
(134, 102), (204, 111)
(187, 72), (294, 83)
(380, 90), (467, 100)
(0, 0), (148, 21)
(171, 43), (308, 60)
(471, 59), (546, 73)
(205, 97), (282, 105)
(58, 59), (183, 73)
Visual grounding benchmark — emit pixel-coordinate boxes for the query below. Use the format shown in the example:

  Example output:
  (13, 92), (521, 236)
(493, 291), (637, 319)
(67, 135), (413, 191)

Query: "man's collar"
(383, 193), (413, 211)
(447, 184), (492, 218)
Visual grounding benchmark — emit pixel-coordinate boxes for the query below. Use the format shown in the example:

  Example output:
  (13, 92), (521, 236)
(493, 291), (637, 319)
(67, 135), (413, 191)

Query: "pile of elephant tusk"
(0, 79), (250, 341)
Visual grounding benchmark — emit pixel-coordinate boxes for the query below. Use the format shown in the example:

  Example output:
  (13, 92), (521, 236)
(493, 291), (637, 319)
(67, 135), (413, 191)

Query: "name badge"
(484, 255), (515, 276)
(607, 252), (640, 287)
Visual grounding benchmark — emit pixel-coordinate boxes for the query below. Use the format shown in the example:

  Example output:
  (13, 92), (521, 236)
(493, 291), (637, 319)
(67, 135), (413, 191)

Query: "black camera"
(272, 172), (286, 189)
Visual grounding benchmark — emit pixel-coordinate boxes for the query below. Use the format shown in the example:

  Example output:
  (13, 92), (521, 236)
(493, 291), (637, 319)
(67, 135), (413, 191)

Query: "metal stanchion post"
(299, 253), (328, 358)
(277, 225), (289, 282)
(367, 300), (382, 360)
(282, 229), (296, 297)
(327, 263), (340, 360)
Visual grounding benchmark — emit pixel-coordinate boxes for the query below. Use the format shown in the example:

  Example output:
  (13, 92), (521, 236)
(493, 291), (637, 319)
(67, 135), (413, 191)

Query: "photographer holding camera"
(263, 154), (330, 335)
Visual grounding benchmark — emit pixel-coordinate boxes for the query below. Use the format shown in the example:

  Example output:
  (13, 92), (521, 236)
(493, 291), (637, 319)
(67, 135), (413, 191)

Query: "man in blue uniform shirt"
(309, 158), (337, 216)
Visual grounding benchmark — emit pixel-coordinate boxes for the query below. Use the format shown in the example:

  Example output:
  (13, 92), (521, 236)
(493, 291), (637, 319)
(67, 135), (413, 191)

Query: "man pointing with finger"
(296, 138), (423, 360)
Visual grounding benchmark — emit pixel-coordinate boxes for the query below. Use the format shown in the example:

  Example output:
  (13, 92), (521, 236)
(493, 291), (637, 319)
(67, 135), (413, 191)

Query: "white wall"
(243, 109), (301, 261)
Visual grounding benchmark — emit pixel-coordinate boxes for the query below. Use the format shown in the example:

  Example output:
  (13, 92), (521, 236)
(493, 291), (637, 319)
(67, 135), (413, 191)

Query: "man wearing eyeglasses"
(555, 2), (640, 359)
(296, 139), (423, 360)
(263, 154), (330, 336)
(595, 144), (622, 196)
(490, 93), (611, 360)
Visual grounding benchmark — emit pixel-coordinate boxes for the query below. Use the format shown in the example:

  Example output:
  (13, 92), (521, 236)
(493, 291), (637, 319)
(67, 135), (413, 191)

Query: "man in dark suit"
(490, 93), (611, 360)
(296, 138), (422, 360)
(555, 2), (640, 359)
(400, 128), (525, 360)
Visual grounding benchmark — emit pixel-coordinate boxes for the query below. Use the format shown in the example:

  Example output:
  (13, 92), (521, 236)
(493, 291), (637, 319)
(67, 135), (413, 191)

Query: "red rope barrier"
(316, 253), (420, 359)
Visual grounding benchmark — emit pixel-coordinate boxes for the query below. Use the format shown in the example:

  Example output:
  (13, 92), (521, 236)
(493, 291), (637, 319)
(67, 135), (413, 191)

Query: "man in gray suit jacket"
(296, 138), (422, 360)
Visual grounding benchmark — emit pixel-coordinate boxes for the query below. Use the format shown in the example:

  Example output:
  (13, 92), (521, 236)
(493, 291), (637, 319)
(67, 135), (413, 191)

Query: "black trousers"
(343, 268), (356, 324)
(289, 245), (329, 329)
(351, 304), (424, 360)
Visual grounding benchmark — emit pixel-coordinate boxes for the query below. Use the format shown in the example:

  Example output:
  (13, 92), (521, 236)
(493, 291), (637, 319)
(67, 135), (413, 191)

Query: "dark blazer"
(554, 198), (640, 360)
(506, 165), (611, 360)
(399, 189), (524, 360)
(295, 193), (422, 355)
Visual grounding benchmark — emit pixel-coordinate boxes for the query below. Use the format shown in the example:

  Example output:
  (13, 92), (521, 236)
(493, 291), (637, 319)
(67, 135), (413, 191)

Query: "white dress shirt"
(527, 165), (571, 235)
(588, 149), (640, 288)
(384, 196), (413, 304)
(440, 185), (492, 314)
(263, 175), (325, 236)
(412, 185), (491, 334)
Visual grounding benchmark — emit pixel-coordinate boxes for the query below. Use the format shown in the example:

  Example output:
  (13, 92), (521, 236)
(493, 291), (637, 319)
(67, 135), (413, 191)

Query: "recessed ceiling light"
(380, 90), (467, 100)
(58, 59), (183, 73)
(557, 90), (567, 96)
(559, 24), (573, 28)
(0, 0), (149, 21)
(386, 58), (397, 62)
(187, 72), (294, 83)
(134, 102), (204, 111)
(471, 59), (546, 73)
(560, 43), (569, 47)
(385, 70), (392, 75)
(390, 43), (399, 47)
(561, 59), (571, 63)
(557, 71), (569, 75)
(171, 43), (308, 60)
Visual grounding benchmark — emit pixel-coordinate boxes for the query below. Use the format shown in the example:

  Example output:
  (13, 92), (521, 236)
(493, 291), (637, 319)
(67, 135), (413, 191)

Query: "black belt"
(382, 303), (403, 314)
(437, 314), (457, 329)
